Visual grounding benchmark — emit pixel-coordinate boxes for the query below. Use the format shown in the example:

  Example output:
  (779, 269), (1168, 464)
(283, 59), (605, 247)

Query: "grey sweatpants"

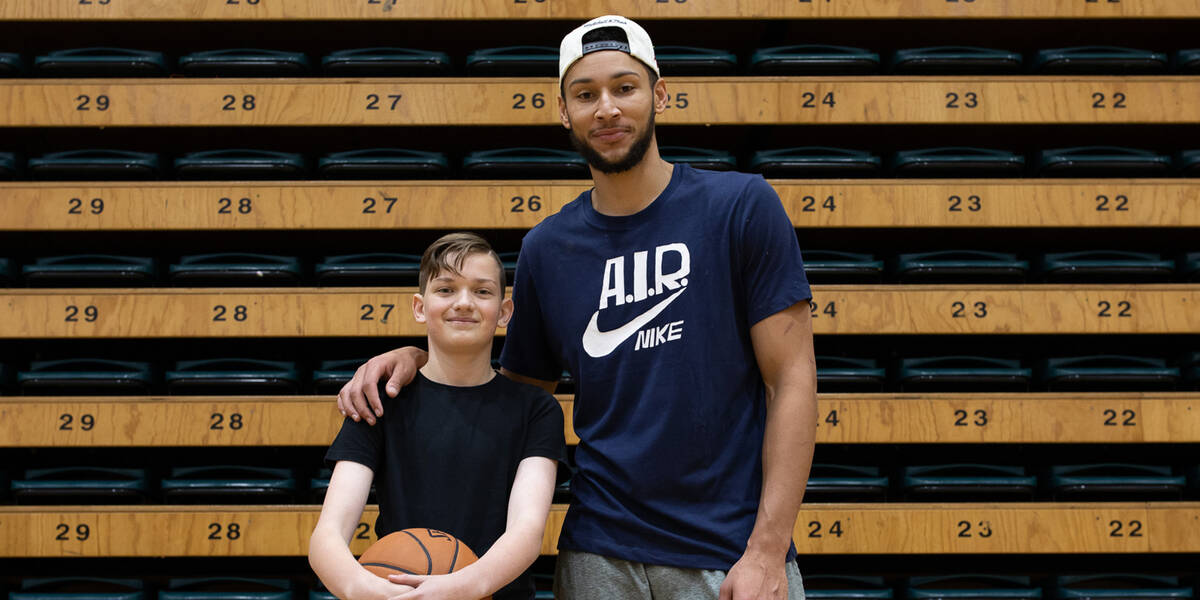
(554, 549), (806, 599)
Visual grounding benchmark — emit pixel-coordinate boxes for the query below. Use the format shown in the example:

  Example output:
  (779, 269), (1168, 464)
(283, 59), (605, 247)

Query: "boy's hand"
(350, 571), (414, 600)
(337, 347), (426, 425)
(387, 573), (487, 600)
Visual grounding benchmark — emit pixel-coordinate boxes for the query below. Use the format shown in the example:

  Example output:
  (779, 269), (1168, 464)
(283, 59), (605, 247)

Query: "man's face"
(558, 50), (665, 174)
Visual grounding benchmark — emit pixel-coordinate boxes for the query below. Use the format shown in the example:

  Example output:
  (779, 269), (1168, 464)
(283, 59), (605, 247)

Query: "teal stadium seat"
(28, 150), (161, 181)
(894, 250), (1028, 283)
(802, 251), (884, 284)
(1052, 574), (1192, 600)
(1049, 464), (1186, 500)
(312, 359), (365, 394)
(1177, 150), (1200, 175)
(12, 578), (145, 600)
(1035, 146), (1172, 178)
(174, 149), (308, 180)
(315, 253), (421, 285)
(897, 356), (1031, 392)
(888, 147), (1026, 178)
(903, 464), (1037, 502)
(23, 255), (156, 286)
(165, 358), (300, 395)
(317, 149), (450, 179)
(158, 579), (293, 600)
(178, 49), (310, 77)
(0, 52), (25, 76)
(466, 46), (557, 76)
(1181, 351), (1200, 390)
(12, 467), (149, 505)
(17, 359), (153, 395)
(815, 356), (886, 392)
(168, 253), (302, 286)
(462, 148), (589, 179)
(1035, 250), (1175, 283)
(0, 153), (18, 179)
(1176, 49), (1200, 74)
(321, 47), (451, 76)
(805, 464), (889, 502)
(1038, 355), (1179, 391)
(889, 47), (1023, 75)
(1032, 46), (1169, 74)
(906, 575), (1041, 600)
(805, 575), (893, 600)
(33, 48), (168, 77)
(749, 45), (880, 75)
(161, 466), (297, 504)
(654, 46), (738, 75)
(749, 147), (881, 178)
(659, 146), (737, 171)
(0, 257), (13, 285)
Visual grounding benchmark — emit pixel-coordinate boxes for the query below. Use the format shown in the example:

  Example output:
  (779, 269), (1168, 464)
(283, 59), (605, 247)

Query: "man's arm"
(337, 347), (428, 425)
(720, 300), (817, 600)
(387, 456), (558, 599)
(309, 461), (415, 600)
(500, 367), (558, 395)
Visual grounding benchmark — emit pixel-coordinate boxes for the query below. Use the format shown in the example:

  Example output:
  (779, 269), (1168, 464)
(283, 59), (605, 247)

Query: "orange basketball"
(359, 527), (481, 578)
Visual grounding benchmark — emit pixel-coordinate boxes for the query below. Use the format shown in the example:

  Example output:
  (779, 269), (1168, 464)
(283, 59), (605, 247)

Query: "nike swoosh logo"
(581, 287), (687, 358)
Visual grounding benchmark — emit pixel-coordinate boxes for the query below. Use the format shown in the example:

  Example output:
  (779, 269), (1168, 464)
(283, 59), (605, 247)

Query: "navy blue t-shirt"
(500, 164), (812, 570)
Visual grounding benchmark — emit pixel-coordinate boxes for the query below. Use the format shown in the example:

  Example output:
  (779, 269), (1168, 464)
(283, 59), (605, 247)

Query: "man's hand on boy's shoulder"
(337, 347), (429, 425)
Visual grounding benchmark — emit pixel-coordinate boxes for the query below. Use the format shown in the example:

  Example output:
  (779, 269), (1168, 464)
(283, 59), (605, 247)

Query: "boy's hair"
(418, 232), (507, 299)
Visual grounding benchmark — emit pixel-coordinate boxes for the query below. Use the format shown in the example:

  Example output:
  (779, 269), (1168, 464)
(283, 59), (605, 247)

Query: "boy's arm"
(309, 461), (415, 600)
(387, 456), (558, 599)
(721, 300), (817, 600)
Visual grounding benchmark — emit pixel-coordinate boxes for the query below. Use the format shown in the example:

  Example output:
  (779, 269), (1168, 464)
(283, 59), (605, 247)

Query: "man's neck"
(590, 143), (675, 217)
(419, 345), (497, 387)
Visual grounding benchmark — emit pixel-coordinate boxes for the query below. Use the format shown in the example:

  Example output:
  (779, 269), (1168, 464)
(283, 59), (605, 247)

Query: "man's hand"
(336, 347), (427, 425)
(718, 549), (788, 600)
(387, 573), (486, 600)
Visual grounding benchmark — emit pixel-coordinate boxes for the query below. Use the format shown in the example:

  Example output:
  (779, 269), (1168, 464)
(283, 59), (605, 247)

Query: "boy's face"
(412, 252), (512, 353)
(558, 50), (668, 174)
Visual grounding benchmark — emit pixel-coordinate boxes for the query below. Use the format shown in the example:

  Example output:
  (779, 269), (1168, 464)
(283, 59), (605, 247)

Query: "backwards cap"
(558, 15), (659, 87)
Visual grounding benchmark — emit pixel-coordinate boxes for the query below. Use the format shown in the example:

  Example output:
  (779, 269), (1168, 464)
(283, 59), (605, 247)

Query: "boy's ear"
(412, 292), (426, 323)
(497, 297), (514, 328)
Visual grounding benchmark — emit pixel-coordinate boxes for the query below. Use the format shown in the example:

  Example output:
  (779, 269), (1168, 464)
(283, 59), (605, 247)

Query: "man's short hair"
(418, 232), (506, 299)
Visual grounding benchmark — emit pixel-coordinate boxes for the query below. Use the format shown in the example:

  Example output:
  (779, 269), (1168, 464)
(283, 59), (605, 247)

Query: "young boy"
(310, 232), (566, 600)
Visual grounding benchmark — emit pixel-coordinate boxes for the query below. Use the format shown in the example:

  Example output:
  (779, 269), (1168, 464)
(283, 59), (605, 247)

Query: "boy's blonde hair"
(418, 232), (507, 299)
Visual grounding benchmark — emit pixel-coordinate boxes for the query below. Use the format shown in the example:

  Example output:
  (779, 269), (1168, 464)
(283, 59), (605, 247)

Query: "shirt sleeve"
(499, 239), (564, 382)
(522, 390), (569, 479)
(736, 176), (813, 326)
(324, 383), (386, 471)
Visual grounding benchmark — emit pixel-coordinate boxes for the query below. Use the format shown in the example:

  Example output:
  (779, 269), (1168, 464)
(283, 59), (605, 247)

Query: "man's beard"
(568, 111), (655, 175)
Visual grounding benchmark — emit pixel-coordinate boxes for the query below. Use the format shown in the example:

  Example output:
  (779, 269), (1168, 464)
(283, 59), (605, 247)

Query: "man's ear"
(653, 78), (669, 114)
(412, 292), (426, 324)
(558, 93), (571, 130)
(498, 297), (514, 328)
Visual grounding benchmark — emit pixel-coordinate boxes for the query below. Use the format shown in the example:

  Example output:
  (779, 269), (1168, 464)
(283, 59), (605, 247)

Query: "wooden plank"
(2, 393), (1196, 447)
(2, 0), (1197, 20)
(4, 180), (1198, 231)
(4, 286), (1199, 338)
(1, 78), (1197, 127)
(2, 504), (1196, 557)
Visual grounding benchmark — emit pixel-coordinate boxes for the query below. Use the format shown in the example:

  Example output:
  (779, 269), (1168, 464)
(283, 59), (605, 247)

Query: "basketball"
(359, 528), (481, 578)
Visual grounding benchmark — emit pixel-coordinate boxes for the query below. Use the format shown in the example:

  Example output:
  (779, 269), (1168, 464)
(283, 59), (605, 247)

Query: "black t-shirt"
(326, 371), (567, 600)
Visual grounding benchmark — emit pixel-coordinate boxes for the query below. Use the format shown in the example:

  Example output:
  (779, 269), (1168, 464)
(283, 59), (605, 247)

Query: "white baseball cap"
(558, 15), (659, 87)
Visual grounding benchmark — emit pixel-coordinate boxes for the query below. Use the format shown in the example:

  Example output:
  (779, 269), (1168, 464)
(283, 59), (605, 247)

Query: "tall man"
(338, 15), (817, 600)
